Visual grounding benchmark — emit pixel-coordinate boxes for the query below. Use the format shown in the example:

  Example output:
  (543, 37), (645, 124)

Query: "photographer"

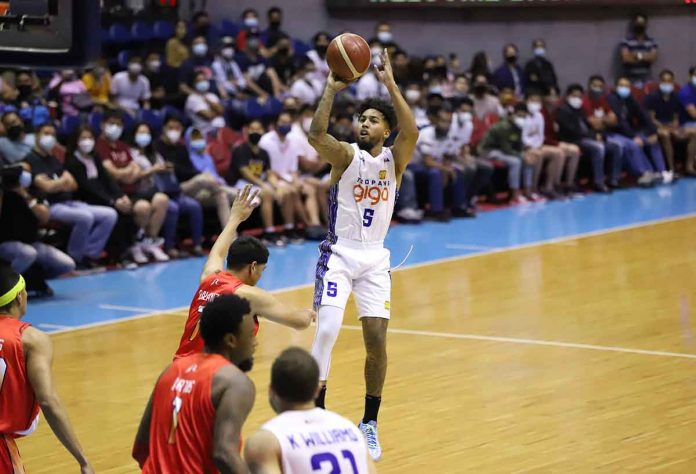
(0, 164), (75, 297)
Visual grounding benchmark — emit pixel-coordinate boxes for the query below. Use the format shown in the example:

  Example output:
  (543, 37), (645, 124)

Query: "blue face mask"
(616, 86), (631, 99)
(190, 139), (207, 151)
(277, 124), (292, 136)
(19, 170), (32, 188)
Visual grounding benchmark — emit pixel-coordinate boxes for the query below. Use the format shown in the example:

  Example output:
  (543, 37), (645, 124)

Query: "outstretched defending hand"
(230, 184), (260, 222)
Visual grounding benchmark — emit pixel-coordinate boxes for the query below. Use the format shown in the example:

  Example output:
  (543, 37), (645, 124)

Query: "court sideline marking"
(45, 212), (696, 360)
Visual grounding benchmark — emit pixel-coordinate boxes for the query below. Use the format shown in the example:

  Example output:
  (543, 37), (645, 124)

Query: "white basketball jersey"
(261, 408), (370, 474)
(328, 143), (397, 243)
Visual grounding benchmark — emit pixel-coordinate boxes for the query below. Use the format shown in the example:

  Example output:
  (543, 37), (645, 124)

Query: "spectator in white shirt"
(259, 111), (322, 242)
(306, 31), (331, 87)
(212, 36), (246, 100)
(356, 55), (389, 101)
(404, 82), (430, 129)
(184, 71), (226, 136)
(522, 90), (565, 199)
(110, 56), (151, 116)
(289, 60), (323, 106)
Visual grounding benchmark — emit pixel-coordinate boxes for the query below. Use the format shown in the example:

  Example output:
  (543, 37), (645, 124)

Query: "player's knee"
(362, 318), (388, 351)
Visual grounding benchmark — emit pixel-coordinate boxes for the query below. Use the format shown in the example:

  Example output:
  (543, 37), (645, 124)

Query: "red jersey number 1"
(0, 358), (6, 394)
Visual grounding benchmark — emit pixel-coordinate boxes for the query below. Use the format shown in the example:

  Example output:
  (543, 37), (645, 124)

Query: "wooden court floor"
(18, 217), (696, 473)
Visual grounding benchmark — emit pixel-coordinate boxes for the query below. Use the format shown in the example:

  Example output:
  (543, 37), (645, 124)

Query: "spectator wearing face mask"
(450, 74), (469, 99)
(263, 6), (288, 50)
(289, 60), (323, 106)
(269, 36), (296, 88)
(356, 50), (389, 101)
(96, 111), (171, 262)
(143, 52), (167, 109)
(620, 13), (658, 86)
(178, 36), (214, 96)
(0, 112), (35, 164)
(12, 70), (50, 132)
(24, 123), (117, 268)
(236, 31), (283, 99)
(557, 84), (623, 191)
(110, 56), (151, 116)
(522, 91), (565, 198)
(524, 39), (558, 96)
(607, 76), (668, 185)
(471, 74), (504, 121)
(479, 104), (533, 204)
(369, 21), (401, 54)
(403, 82), (429, 129)
(0, 164), (74, 297)
(166, 19), (190, 69)
(236, 8), (263, 53)
(82, 60), (112, 107)
(47, 70), (89, 118)
(645, 69), (692, 175)
(212, 36), (246, 100)
(678, 66), (696, 175)
(130, 122), (204, 259)
(191, 10), (219, 50)
(184, 71), (226, 137)
(492, 44), (525, 98)
(227, 120), (286, 246)
(306, 31), (331, 86)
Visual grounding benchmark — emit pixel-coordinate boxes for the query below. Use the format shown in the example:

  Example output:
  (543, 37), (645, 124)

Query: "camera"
(0, 163), (23, 190)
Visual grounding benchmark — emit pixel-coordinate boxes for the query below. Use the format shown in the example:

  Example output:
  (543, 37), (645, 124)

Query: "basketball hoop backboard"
(0, 0), (100, 68)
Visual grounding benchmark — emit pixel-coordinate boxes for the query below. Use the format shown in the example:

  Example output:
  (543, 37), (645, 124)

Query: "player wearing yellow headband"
(0, 265), (94, 474)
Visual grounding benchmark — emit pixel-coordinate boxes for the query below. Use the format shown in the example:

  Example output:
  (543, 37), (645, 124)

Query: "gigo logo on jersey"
(354, 173), (390, 205)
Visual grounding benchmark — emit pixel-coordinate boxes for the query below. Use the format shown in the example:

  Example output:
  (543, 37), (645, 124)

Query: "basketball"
(326, 33), (371, 82)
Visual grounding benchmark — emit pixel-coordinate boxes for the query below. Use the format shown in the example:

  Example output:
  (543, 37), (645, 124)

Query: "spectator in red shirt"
(541, 88), (582, 193)
(96, 110), (170, 263)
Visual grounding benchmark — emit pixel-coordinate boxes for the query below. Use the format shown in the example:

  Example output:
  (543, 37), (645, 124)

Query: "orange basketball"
(326, 33), (371, 82)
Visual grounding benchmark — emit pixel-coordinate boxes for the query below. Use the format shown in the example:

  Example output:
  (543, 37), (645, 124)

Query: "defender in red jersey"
(0, 266), (93, 474)
(133, 294), (257, 474)
(175, 185), (315, 359)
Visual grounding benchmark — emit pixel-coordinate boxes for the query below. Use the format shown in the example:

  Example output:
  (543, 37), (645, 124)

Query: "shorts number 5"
(326, 281), (338, 297)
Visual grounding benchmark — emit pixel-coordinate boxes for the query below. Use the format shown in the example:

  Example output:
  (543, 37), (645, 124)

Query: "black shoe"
(424, 210), (451, 222)
(452, 207), (477, 218)
(261, 232), (287, 247)
(305, 226), (327, 241)
(284, 229), (305, 244)
(593, 183), (611, 194)
(542, 190), (564, 200)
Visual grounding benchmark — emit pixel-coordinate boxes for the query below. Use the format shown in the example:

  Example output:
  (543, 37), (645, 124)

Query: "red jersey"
(175, 272), (257, 359)
(95, 137), (137, 194)
(143, 353), (231, 474)
(0, 316), (40, 437)
(583, 94), (612, 119)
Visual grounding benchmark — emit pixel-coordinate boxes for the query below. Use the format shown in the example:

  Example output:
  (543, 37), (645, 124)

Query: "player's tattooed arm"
(212, 368), (255, 474)
(308, 74), (354, 172)
(376, 49), (419, 182)
(244, 430), (283, 474)
(237, 285), (315, 330)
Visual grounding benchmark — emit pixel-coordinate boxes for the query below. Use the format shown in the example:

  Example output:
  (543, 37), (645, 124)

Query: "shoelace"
(364, 426), (378, 449)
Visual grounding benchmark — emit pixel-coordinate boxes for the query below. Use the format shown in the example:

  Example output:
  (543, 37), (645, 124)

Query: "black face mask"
(248, 132), (262, 145)
(277, 46), (289, 56)
(435, 127), (449, 139)
(195, 24), (210, 36)
(506, 55), (518, 64)
(474, 85), (488, 96)
(634, 24), (646, 35)
(7, 124), (23, 140)
(269, 20), (281, 29)
(315, 45), (328, 56)
(17, 84), (32, 98)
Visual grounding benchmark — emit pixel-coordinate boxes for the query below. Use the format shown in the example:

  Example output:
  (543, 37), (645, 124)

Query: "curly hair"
(357, 98), (396, 130)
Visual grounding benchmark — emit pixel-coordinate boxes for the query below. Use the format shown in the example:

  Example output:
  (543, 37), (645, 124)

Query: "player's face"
(357, 109), (390, 151)
(228, 313), (257, 372)
(249, 263), (266, 286)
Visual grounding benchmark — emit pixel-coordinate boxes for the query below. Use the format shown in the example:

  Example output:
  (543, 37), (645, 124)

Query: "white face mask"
(567, 96), (584, 109)
(377, 31), (392, 44)
(135, 133), (152, 148)
(534, 48), (546, 57)
(692, 76), (696, 87)
(211, 116), (226, 129)
(104, 123), (123, 141)
(659, 83), (674, 95)
(166, 129), (182, 143)
(304, 72), (315, 82)
(405, 89), (421, 103)
(513, 117), (527, 129)
(527, 101), (542, 114)
(147, 60), (161, 71)
(128, 63), (142, 75)
(302, 117), (313, 133)
(244, 17), (259, 28)
(39, 134), (56, 152)
(616, 86), (631, 99)
(19, 170), (32, 188)
(78, 138), (95, 154)
(191, 139), (207, 151)
(192, 43), (208, 57)
(459, 111), (473, 122)
(195, 80), (210, 93)
(222, 47), (235, 59)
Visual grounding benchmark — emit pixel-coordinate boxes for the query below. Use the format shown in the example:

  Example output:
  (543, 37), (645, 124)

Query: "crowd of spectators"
(1, 8), (695, 297)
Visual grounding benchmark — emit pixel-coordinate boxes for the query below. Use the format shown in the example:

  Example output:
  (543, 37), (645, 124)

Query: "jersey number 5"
(362, 209), (375, 227)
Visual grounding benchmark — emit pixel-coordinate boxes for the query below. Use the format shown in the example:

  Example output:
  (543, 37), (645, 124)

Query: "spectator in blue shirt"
(677, 66), (696, 175)
(645, 69), (690, 174)
(620, 13), (658, 86)
(0, 112), (34, 164)
(492, 44), (525, 97)
(178, 36), (215, 97)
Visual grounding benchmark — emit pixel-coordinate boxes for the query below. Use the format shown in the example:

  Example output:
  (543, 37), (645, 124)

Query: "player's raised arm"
(201, 185), (259, 282)
(237, 285), (315, 330)
(23, 327), (94, 474)
(307, 74), (355, 171)
(212, 368), (256, 474)
(243, 430), (283, 474)
(376, 49), (419, 178)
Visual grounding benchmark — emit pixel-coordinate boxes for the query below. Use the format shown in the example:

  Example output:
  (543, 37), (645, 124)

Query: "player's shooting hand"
(327, 73), (351, 93)
(230, 184), (260, 222)
(374, 48), (395, 87)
